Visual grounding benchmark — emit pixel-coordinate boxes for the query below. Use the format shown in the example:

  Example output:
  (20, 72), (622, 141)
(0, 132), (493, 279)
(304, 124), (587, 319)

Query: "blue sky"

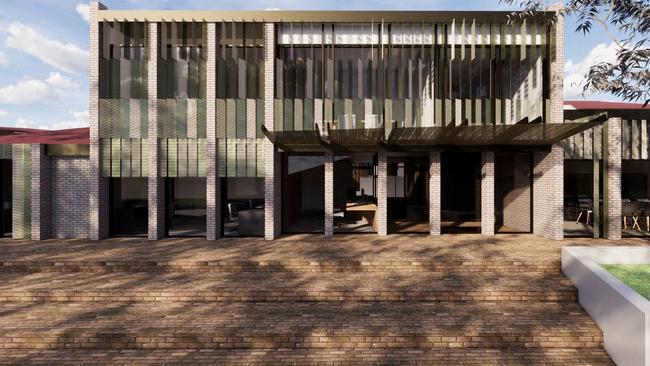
(0, 0), (621, 130)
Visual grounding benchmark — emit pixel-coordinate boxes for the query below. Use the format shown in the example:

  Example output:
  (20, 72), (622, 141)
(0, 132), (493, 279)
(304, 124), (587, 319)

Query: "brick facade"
(481, 152), (495, 235)
(264, 23), (281, 240)
(206, 22), (220, 240)
(377, 151), (388, 236)
(324, 151), (334, 237)
(429, 151), (441, 236)
(50, 157), (90, 239)
(147, 22), (165, 240)
(502, 154), (531, 232)
(533, 144), (564, 240)
(605, 117), (622, 240)
(88, 0), (108, 240)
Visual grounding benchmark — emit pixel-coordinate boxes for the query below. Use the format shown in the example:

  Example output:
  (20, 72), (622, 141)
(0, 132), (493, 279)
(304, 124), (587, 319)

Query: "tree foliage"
(501, 0), (650, 105)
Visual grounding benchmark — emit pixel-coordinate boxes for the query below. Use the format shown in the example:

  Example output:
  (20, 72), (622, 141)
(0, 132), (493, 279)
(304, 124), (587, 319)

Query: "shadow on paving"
(0, 233), (643, 364)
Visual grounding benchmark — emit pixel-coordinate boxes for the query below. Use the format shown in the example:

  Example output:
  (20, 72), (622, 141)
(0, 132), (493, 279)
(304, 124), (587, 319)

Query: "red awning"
(0, 127), (89, 145)
(565, 100), (648, 110)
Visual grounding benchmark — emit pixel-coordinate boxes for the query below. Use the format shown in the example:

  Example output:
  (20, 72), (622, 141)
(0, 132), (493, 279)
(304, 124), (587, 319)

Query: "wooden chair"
(622, 201), (642, 231)
(575, 198), (593, 224)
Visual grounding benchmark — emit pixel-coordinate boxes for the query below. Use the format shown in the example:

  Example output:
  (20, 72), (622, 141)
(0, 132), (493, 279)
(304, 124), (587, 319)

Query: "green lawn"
(603, 264), (650, 301)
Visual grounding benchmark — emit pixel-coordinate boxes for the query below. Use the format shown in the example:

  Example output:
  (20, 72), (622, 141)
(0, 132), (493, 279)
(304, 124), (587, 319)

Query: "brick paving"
(0, 233), (642, 364)
(0, 272), (577, 302)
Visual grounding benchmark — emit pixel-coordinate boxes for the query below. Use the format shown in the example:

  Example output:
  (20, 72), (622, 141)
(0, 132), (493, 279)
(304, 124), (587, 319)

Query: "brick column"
(30, 144), (50, 240)
(89, 0), (109, 240)
(481, 151), (495, 235)
(604, 117), (622, 240)
(533, 144), (564, 240)
(147, 22), (165, 240)
(324, 151), (334, 237)
(429, 151), (441, 236)
(377, 151), (388, 236)
(264, 23), (281, 240)
(206, 22), (220, 240)
(549, 3), (564, 126)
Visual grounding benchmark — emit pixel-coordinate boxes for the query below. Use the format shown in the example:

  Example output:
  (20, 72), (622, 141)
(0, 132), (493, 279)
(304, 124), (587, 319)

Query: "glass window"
(223, 177), (264, 237)
(167, 177), (206, 237)
(109, 178), (148, 236)
(333, 154), (377, 233)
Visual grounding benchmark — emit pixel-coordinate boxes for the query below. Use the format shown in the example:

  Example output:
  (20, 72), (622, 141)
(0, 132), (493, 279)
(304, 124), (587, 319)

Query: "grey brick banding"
(533, 144), (564, 240)
(264, 23), (281, 240)
(605, 117), (622, 240)
(429, 151), (441, 236)
(30, 144), (50, 240)
(147, 22), (165, 240)
(324, 151), (334, 237)
(377, 151), (388, 236)
(206, 22), (220, 240)
(481, 151), (495, 236)
(89, 1), (108, 240)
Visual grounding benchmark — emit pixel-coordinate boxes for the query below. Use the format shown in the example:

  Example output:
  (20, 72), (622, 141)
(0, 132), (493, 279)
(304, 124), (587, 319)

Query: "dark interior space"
(387, 155), (429, 233)
(109, 177), (148, 237)
(563, 159), (601, 237)
(222, 177), (264, 237)
(621, 160), (650, 237)
(333, 154), (377, 233)
(282, 154), (325, 233)
(0, 159), (11, 237)
(441, 152), (481, 233)
(166, 177), (206, 237)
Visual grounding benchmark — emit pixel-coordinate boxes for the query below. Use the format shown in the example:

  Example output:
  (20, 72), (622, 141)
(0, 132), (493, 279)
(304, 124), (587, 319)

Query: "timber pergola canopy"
(261, 115), (606, 153)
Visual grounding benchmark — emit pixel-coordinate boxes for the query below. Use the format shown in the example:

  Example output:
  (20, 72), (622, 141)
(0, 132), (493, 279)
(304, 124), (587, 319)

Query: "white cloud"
(0, 109), (7, 118)
(0, 51), (7, 67)
(11, 110), (88, 130)
(76, 3), (90, 23)
(564, 42), (619, 99)
(53, 110), (89, 129)
(0, 78), (61, 105)
(0, 71), (82, 106)
(46, 72), (79, 90)
(3, 22), (88, 75)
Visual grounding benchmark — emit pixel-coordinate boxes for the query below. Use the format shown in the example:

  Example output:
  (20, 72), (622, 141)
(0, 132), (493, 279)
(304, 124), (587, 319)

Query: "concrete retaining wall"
(562, 246), (650, 366)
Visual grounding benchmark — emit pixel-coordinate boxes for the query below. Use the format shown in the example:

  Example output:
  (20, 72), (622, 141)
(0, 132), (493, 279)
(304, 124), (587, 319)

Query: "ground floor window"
(166, 177), (206, 237)
(621, 160), (650, 237)
(0, 159), (11, 237)
(282, 154), (325, 233)
(222, 177), (264, 237)
(333, 153), (377, 233)
(109, 178), (148, 237)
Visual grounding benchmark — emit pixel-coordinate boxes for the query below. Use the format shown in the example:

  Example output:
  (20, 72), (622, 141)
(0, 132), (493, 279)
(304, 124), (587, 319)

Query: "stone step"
(0, 259), (560, 273)
(0, 272), (576, 302)
(0, 348), (614, 365)
(0, 302), (602, 350)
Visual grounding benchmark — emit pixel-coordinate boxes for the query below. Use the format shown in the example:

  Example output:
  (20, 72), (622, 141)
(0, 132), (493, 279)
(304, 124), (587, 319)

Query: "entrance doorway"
(282, 154), (325, 233)
(387, 155), (429, 233)
(441, 152), (481, 233)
